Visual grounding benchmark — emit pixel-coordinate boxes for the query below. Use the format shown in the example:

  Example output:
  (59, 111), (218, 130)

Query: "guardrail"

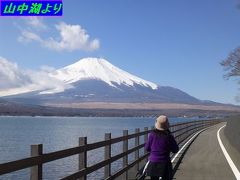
(0, 119), (221, 180)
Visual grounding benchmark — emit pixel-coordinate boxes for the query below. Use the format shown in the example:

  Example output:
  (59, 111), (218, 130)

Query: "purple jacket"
(145, 129), (179, 163)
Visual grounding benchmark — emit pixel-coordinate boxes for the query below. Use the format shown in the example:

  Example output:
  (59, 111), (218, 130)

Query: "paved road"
(174, 123), (236, 180)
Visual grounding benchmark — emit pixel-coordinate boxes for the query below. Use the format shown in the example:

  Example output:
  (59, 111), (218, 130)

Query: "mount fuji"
(3, 57), (205, 105)
(51, 57), (158, 90)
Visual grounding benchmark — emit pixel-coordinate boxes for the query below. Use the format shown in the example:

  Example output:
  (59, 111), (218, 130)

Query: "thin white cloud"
(18, 21), (100, 52)
(0, 57), (31, 89)
(25, 17), (47, 30)
(0, 57), (72, 97)
(18, 30), (42, 43)
(40, 65), (56, 72)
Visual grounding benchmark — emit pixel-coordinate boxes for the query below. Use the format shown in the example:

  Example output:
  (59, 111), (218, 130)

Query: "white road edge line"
(217, 125), (240, 180)
(171, 127), (208, 163)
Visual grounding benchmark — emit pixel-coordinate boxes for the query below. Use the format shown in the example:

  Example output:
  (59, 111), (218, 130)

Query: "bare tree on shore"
(221, 47), (240, 101)
(221, 47), (240, 79)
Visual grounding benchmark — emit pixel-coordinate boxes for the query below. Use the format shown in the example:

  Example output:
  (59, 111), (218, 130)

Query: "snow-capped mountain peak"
(0, 57), (202, 105)
(51, 57), (158, 90)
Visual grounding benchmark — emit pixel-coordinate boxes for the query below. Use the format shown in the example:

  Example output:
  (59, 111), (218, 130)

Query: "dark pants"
(147, 161), (173, 180)
(151, 177), (160, 180)
(151, 176), (166, 180)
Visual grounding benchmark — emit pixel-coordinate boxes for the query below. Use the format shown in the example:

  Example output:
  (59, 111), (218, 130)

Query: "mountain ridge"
(0, 57), (236, 107)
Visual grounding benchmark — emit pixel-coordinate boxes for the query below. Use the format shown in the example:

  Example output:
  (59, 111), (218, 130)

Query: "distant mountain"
(36, 80), (200, 104)
(51, 57), (158, 90)
(2, 57), (209, 105)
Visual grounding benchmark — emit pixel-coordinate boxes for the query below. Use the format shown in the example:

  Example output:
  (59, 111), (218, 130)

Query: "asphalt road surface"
(174, 123), (237, 180)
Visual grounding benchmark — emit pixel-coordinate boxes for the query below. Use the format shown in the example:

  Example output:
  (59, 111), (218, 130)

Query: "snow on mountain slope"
(50, 57), (158, 90)
(1, 58), (205, 104)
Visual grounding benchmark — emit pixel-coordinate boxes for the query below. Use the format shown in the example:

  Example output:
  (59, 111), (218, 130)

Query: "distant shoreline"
(1, 101), (239, 118)
(0, 107), (238, 118)
(45, 102), (240, 111)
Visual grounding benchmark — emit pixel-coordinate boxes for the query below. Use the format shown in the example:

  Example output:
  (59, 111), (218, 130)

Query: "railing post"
(193, 121), (196, 133)
(144, 127), (148, 155)
(195, 121), (198, 131)
(172, 125), (176, 139)
(135, 128), (140, 171)
(123, 130), (128, 179)
(202, 120), (205, 129)
(30, 144), (43, 180)
(182, 124), (185, 142)
(175, 125), (179, 144)
(186, 123), (189, 139)
(179, 124), (183, 143)
(79, 137), (87, 180)
(104, 133), (111, 179)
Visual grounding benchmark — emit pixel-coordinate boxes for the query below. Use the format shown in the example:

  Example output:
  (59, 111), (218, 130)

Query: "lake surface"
(0, 116), (200, 180)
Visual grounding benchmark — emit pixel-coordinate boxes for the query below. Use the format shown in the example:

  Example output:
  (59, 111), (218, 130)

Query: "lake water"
(0, 116), (200, 180)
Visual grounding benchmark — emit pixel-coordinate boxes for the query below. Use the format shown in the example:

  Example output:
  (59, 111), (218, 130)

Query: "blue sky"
(0, 0), (240, 104)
